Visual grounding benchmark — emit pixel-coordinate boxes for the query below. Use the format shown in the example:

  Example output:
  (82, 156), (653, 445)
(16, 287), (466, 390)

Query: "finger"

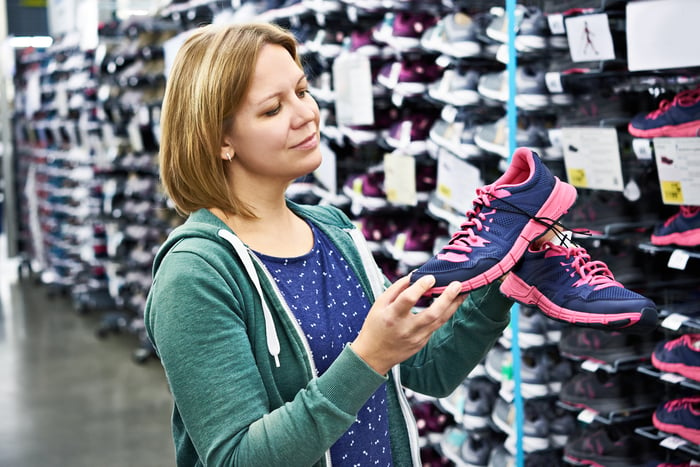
(416, 282), (465, 327)
(375, 275), (412, 307)
(391, 275), (437, 312)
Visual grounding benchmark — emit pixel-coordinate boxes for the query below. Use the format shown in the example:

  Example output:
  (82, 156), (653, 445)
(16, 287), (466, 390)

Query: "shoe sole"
(426, 178), (578, 297)
(651, 228), (700, 247)
(653, 412), (700, 445)
(628, 119), (700, 138)
(651, 354), (700, 382)
(500, 273), (659, 332)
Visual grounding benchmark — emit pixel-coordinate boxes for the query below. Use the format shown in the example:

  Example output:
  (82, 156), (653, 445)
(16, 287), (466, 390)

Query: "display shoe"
(628, 87), (700, 138)
(652, 334), (700, 382)
(499, 241), (659, 333)
(653, 397), (700, 445)
(564, 425), (663, 467)
(651, 205), (700, 247)
(410, 147), (577, 296)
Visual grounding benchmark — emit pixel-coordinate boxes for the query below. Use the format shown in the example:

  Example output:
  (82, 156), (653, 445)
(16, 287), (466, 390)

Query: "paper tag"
(333, 53), (374, 126)
(577, 409), (598, 423)
(545, 71), (564, 93)
(565, 13), (616, 62)
(668, 249), (690, 270)
(436, 152), (483, 214)
(561, 127), (623, 191)
(660, 435), (688, 450)
(581, 359), (601, 372)
(548, 14), (566, 34)
(653, 137), (700, 205)
(632, 138), (654, 160)
(383, 152), (417, 206)
(661, 312), (688, 331)
(660, 372), (685, 384)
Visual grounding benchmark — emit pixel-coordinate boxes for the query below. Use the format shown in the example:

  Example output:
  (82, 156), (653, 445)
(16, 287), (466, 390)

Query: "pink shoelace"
(664, 396), (700, 415)
(663, 333), (700, 351)
(543, 242), (623, 290)
(441, 187), (497, 255)
(647, 88), (700, 120)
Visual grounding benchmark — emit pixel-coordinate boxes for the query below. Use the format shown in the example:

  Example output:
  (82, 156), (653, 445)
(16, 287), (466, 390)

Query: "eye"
(297, 88), (308, 98)
(264, 104), (281, 117)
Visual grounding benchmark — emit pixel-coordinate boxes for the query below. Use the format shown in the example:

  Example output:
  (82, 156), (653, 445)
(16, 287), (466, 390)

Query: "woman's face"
(225, 43), (322, 184)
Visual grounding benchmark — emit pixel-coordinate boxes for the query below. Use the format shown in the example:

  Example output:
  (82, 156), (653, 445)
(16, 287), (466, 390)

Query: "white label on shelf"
(653, 137), (700, 206)
(383, 151), (416, 206)
(548, 14), (566, 34)
(668, 249), (690, 270)
(661, 312), (688, 331)
(545, 72), (564, 93)
(561, 127), (624, 191)
(581, 359), (601, 372)
(660, 435), (688, 450)
(333, 53), (374, 126)
(660, 372), (686, 384)
(577, 409), (598, 423)
(632, 138), (654, 160)
(436, 152), (483, 214)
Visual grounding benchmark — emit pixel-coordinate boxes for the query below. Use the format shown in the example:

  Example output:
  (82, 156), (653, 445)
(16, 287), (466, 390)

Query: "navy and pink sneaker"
(628, 87), (700, 138)
(653, 397), (700, 445)
(410, 147), (577, 296)
(651, 334), (700, 382)
(651, 205), (700, 247)
(499, 242), (658, 333)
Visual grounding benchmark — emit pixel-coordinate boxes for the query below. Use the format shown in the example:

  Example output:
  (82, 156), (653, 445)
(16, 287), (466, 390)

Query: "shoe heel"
(499, 273), (537, 304)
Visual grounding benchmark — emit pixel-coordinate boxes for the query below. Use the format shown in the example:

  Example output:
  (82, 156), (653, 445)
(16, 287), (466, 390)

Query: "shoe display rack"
(7, 0), (700, 465)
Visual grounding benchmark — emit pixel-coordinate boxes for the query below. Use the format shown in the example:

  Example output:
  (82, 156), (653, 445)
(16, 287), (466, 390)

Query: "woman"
(144, 22), (512, 466)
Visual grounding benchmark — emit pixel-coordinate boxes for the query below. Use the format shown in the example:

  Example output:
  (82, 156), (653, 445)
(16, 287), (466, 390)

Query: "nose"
(291, 93), (318, 129)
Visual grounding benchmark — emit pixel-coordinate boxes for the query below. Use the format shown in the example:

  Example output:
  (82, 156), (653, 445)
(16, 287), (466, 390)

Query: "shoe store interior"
(1, 0), (700, 466)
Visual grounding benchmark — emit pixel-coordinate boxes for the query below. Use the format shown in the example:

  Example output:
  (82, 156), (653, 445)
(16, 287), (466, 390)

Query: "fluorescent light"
(8, 36), (53, 49)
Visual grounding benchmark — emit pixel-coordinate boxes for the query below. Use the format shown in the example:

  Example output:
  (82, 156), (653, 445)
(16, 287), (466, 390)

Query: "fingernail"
(420, 275), (436, 286)
(448, 282), (462, 294)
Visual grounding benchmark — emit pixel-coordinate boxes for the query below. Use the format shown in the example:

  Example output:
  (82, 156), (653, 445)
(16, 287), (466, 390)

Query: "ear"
(220, 140), (235, 162)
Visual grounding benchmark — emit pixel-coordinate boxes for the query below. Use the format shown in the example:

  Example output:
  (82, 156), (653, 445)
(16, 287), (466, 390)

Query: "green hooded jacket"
(144, 202), (512, 466)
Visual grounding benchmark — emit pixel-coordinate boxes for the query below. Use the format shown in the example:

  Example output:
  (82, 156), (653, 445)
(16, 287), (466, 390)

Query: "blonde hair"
(159, 22), (301, 217)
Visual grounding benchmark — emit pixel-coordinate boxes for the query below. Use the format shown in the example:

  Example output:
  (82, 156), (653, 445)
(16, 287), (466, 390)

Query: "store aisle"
(0, 238), (176, 467)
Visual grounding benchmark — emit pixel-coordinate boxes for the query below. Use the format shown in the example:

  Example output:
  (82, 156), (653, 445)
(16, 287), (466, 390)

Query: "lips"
(292, 132), (318, 149)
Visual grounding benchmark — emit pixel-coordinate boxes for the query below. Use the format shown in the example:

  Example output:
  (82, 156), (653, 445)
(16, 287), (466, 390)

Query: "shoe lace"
(443, 186), (562, 254)
(665, 397), (700, 411)
(545, 242), (622, 289)
(648, 88), (700, 119)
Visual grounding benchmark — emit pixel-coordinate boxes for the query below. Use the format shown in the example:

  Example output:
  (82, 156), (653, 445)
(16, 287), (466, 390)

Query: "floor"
(0, 235), (177, 467)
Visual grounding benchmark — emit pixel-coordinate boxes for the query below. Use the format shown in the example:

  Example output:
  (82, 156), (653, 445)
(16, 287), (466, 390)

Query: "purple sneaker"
(499, 242), (659, 332)
(410, 147), (577, 296)
(651, 205), (700, 247)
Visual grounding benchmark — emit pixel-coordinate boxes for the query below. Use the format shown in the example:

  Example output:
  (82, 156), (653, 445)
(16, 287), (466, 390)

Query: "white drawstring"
(218, 229), (281, 368)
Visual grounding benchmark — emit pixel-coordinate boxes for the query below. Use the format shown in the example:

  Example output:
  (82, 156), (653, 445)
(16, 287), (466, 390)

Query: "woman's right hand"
(350, 275), (466, 375)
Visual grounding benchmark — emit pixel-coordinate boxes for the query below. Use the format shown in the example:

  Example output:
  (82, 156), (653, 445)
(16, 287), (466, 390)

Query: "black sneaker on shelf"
(564, 425), (666, 467)
(558, 326), (660, 366)
(559, 370), (661, 414)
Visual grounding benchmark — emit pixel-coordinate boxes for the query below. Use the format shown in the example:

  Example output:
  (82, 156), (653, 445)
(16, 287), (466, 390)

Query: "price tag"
(632, 138), (653, 160)
(545, 72), (564, 93)
(548, 14), (566, 34)
(661, 312), (688, 331)
(383, 151), (416, 206)
(581, 359), (601, 372)
(436, 152), (483, 214)
(333, 53), (374, 126)
(660, 372), (685, 384)
(668, 249), (690, 271)
(653, 137), (700, 205)
(577, 409), (598, 423)
(561, 127), (623, 191)
(661, 181), (684, 204)
(660, 435), (688, 450)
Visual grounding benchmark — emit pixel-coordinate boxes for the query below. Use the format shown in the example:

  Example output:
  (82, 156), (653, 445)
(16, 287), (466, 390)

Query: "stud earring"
(226, 152), (232, 161)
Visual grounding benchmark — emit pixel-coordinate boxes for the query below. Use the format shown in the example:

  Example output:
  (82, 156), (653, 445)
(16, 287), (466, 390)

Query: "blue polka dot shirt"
(257, 222), (393, 466)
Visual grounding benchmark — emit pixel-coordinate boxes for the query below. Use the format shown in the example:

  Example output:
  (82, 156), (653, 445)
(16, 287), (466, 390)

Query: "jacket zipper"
(250, 253), (333, 467)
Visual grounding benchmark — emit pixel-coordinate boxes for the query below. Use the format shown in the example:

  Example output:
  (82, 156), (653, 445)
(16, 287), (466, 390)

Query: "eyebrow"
(254, 74), (308, 106)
